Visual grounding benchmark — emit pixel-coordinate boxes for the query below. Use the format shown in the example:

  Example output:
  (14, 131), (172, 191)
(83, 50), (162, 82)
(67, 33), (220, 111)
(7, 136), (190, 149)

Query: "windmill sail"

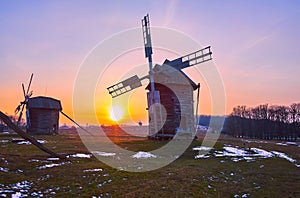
(142, 14), (153, 58)
(166, 46), (212, 70)
(15, 73), (34, 126)
(107, 75), (146, 98)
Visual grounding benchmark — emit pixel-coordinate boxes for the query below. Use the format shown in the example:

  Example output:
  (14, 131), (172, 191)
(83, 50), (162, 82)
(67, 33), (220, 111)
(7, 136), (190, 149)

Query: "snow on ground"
(0, 180), (58, 197)
(0, 181), (35, 197)
(0, 167), (9, 172)
(0, 131), (10, 134)
(17, 139), (46, 145)
(83, 168), (103, 172)
(91, 151), (116, 157)
(37, 162), (71, 170)
(195, 154), (210, 159)
(47, 158), (60, 161)
(250, 148), (274, 158)
(132, 151), (157, 159)
(67, 153), (92, 158)
(193, 145), (299, 167)
(275, 141), (298, 146)
(223, 146), (248, 157)
(192, 146), (212, 151)
(0, 140), (9, 143)
(271, 151), (296, 163)
(275, 142), (288, 146)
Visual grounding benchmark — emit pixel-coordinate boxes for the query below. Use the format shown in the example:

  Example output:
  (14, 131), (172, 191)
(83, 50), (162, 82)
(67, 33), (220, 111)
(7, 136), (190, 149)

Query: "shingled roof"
(27, 96), (62, 110)
(146, 59), (200, 91)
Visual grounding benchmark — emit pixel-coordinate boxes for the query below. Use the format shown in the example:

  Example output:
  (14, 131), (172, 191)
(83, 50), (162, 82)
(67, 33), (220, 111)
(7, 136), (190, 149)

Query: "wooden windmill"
(15, 74), (62, 135)
(107, 14), (212, 139)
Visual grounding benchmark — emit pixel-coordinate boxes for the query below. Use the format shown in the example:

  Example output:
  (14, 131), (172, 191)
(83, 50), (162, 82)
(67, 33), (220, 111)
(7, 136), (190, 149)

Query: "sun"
(109, 105), (124, 121)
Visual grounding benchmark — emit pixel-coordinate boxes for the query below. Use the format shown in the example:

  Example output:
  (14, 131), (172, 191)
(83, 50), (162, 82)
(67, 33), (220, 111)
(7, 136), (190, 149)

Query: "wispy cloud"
(163, 0), (178, 26)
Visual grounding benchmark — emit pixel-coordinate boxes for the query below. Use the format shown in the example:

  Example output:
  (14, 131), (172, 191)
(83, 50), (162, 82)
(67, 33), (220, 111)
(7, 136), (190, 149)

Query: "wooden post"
(0, 111), (65, 159)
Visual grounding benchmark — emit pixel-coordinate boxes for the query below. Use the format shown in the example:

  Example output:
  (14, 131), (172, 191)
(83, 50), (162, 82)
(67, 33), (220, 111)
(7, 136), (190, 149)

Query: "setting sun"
(109, 105), (124, 121)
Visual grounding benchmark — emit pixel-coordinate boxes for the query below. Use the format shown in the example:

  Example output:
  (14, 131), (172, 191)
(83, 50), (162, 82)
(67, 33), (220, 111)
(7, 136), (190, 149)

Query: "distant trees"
(222, 103), (300, 140)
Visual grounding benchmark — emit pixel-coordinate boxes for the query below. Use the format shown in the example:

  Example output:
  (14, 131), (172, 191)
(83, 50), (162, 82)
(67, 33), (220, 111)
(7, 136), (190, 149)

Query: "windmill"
(107, 14), (212, 139)
(15, 73), (34, 126)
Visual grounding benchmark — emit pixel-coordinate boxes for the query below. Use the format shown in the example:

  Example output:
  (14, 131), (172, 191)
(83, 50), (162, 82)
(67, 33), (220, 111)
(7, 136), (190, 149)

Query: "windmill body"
(145, 63), (200, 139)
(26, 96), (62, 135)
(107, 14), (212, 140)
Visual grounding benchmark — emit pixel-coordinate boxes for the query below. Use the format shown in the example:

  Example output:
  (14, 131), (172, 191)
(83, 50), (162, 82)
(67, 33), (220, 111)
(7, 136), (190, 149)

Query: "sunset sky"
(1, 1), (300, 126)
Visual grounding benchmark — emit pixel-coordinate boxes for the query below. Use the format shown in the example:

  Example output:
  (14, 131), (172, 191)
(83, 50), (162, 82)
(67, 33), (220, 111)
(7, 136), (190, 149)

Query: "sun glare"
(110, 105), (124, 121)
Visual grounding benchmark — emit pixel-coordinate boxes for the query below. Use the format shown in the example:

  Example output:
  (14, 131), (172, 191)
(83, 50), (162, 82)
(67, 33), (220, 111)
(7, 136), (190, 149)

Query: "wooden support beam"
(0, 111), (65, 159)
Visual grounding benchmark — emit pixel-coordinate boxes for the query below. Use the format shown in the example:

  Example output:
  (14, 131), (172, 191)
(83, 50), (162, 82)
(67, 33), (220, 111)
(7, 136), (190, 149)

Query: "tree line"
(222, 103), (300, 140)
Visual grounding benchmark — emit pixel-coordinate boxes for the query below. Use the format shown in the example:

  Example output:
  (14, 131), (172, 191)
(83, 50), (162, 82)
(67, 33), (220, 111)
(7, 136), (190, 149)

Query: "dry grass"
(0, 130), (299, 197)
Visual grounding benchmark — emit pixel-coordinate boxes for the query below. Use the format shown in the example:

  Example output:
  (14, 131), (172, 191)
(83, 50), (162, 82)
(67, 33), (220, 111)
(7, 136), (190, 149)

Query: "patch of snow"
(275, 142), (288, 146)
(242, 193), (250, 198)
(17, 139), (46, 145)
(224, 146), (248, 157)
(250, 148), (274, 158)
(271, 151), (296, 163)
(194, 145), (299, 167)
(276, 142), (297, 146)
(195, 154), (210, 159)
(243, 157), (253, 161)
(68, 153), (91, 158)
(83, 168), (103, 172)
(37, 140), (46, 144)
(1, 131), (10, 134)
(295, 164), (300, 168)
(91, 151), (116, 157)
(132, 151), (157, 159)
(17, 141), (31, 145)
(37, 162), (71, 169)
(0, 167), (9, 172)
(0, 140), (9, 143)
(1, 158), (8, 164)
(11, 192), (22, 198)
(232, 158), (243, 162)
(47, 158), (60, 161)
(286, 142), (297, 145)
(259, 164), (264, 168)
(192, 146), (212, 151)
(28, 159), (40, 162)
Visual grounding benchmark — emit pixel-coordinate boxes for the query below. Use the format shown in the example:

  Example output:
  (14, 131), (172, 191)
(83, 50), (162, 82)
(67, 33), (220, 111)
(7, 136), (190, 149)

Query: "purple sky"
(1, 0), (300, 122)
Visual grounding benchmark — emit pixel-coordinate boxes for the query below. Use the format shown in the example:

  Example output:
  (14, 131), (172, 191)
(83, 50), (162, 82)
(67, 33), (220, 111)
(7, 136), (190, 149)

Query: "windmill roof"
(146, 60), (199, 90)
(27, 96), (62, 110)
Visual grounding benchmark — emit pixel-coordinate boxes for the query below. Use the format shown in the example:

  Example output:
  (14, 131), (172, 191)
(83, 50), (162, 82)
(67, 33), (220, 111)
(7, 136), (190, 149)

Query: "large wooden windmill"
(107, 14), (212, 139)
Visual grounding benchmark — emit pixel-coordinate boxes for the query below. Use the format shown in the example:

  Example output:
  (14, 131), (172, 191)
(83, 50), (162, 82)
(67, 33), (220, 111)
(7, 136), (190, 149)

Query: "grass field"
(0, 129), (299, 197)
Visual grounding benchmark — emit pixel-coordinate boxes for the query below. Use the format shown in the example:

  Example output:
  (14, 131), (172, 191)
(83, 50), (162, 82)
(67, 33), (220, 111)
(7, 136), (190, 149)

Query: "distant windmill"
(15, 73), (34, 126)
(107, 14), (212, 139)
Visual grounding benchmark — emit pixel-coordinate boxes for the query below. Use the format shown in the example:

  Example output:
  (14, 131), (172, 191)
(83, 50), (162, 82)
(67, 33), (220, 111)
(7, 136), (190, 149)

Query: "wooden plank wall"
(27, 109), (59, 135)
(149, 83), (194, 136)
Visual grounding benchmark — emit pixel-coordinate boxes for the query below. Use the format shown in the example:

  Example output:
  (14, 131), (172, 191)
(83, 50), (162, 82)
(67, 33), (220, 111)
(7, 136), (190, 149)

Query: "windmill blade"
(166, 46), (212, 70)
(26, 73), (34, 95)
(22, 83), (26, 98)
(142, 14), (153, 58)
(107, 75), (148, 98)
(17, 103), (25, 126)
(15, 104), (21, 114)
